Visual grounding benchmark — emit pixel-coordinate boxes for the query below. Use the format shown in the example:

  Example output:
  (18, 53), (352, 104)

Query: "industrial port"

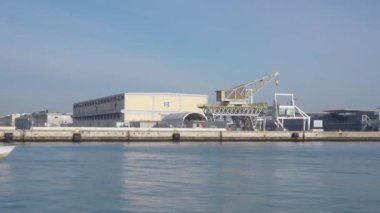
(0, 72), (379, 142)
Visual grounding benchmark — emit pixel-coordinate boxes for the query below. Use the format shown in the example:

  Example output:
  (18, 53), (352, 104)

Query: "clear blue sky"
(1, 0), (379, 115)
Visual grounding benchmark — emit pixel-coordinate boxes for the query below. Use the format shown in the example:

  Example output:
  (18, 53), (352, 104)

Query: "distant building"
(262, 109), (380, 132)
(73, 93), (208, 127)
(15, 116), (33, 130)
(32, 110), (73, 127)
(0, 113), (21, 126)
(310, 109), (379, 131)
(15, 110), (73, 129)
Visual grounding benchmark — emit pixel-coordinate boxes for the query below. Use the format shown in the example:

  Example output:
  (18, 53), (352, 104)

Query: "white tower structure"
(273, 93), (310, 131)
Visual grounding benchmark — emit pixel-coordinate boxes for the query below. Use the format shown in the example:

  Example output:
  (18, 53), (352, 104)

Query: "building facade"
(315, 109), (379, 131)
(32, 110), (73, 127)
(15, 110), (73, 129)
(0, 113), (21, 126)
(73, 93), (208, 127)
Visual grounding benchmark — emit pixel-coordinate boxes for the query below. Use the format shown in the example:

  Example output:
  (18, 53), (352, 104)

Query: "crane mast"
(216, 72), (279, 105)
(200, 71), (310, 131)
(200, 71), (279, 130)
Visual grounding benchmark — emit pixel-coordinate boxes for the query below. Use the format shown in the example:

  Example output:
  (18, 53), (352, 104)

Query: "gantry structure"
(200, 72), (279, 130)
(273, 93), (310, 131)
(199, 103), (268, 130)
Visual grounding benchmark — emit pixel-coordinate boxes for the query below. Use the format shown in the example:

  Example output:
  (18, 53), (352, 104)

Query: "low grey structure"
(310, 109), (379, 131)
(158, 112), (207, 128)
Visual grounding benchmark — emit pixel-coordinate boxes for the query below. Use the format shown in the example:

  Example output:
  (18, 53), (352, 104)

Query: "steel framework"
(202, 72), (279, 130)
(274, 93), (310, 131)
(361, 113), (380, 131)
(219, 72), (279, 104)
(200, 103), (268, 130)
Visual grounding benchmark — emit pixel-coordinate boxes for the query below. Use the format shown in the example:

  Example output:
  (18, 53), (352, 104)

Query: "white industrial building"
(15, 110), (73, 129)
(73, 93), (208, 127)
(32, 110), (73, 127)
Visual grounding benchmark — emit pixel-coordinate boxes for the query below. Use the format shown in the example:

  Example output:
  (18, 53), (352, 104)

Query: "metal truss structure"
(361, 114), (380, 131)
(218, 71), (279, 105)
(274, 93), (310, 131)
(201, 72), (280, 130)
(200, 103), (268, 130)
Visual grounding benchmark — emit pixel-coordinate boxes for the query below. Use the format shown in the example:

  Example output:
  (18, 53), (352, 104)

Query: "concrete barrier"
(3, 133), (13, 142)
(179, 130), (221, 141)
(0, 127), (379, 142)
(221, 131), (303, 142)
(23, 130), (74, 142)
(304, 131), (380, 141)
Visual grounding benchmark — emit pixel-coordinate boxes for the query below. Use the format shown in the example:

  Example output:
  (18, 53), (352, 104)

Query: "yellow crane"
(200, 71), (279, 130)
(216, 71), (279, 105)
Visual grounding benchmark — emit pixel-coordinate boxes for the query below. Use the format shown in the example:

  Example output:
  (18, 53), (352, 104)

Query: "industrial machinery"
(361, 108), (380, 131)
(273, 93), (310, 131)
(200, 72), (279, 130)
(216, 72), (279, 105)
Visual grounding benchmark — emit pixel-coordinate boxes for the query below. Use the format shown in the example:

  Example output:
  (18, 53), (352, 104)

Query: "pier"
(1, 127), (380, 142)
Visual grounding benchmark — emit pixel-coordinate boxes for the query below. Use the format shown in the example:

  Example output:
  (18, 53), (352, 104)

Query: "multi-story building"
(73, 93), (208, 127)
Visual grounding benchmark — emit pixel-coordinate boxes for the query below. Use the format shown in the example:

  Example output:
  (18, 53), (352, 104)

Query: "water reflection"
(120, 145), (207, 212)
(1, 142), (380, 212)
(0, 162), (12, 195)
(119, 142), (347, 212)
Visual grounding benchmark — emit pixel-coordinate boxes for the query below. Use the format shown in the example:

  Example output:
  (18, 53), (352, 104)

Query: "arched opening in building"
(159, 112), (207, 128)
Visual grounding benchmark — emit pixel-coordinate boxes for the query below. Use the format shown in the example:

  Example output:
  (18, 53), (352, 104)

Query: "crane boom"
(216, 71), (279, 105)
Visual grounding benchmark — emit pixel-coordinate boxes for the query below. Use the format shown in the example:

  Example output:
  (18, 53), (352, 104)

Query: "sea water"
(1, 142), (379, 212)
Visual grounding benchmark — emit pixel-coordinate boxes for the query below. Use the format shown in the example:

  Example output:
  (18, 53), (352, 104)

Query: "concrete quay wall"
(0, 127), (380, 142)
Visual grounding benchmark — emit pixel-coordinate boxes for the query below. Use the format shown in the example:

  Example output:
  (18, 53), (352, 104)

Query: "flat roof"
(125, 92), (207, 97)
(74, 92), (208, 105)
(324, 109), (378, 113)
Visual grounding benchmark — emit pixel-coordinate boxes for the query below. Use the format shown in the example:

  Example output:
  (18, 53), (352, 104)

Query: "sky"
(0, 0), (379, 115)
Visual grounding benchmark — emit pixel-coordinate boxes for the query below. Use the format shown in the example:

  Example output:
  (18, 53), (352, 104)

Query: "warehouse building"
(312, 109), (379, 131)
(73, 93), (208, 127)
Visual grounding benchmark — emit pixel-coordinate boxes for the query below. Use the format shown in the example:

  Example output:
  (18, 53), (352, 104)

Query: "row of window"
(75, 113), (122, 121)
(74, 95), (124, 108)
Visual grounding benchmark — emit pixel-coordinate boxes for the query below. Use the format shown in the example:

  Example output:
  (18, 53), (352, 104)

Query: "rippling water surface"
(1, 142), (380, 212)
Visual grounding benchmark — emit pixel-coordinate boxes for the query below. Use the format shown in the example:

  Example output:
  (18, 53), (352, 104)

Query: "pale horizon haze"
(1, 0), (379, 115)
